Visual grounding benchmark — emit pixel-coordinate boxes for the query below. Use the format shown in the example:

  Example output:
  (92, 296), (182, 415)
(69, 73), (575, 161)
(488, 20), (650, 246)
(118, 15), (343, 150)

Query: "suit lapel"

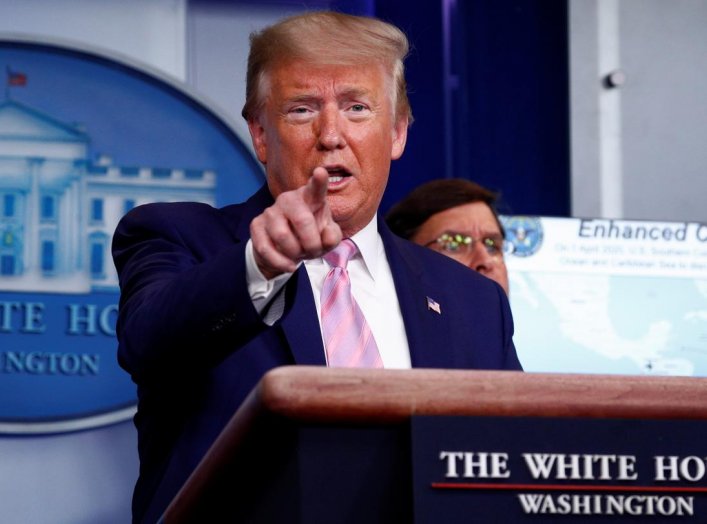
(379, 220), (454, 369)
(279, 265), (327, 365)
(222, 185), (326, 365)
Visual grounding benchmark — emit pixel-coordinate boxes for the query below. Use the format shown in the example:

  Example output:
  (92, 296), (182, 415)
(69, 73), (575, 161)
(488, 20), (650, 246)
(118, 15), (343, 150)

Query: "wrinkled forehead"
(258, 57), (396, 105)
(264, 53), (392, 80)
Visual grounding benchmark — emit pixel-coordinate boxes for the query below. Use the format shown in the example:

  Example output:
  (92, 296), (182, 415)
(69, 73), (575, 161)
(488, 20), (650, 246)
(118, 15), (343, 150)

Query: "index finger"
(302, 167), (329, 210)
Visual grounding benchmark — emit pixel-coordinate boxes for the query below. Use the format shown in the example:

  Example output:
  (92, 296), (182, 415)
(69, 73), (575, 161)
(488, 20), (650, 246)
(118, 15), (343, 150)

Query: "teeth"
(329, 176), (344, 183)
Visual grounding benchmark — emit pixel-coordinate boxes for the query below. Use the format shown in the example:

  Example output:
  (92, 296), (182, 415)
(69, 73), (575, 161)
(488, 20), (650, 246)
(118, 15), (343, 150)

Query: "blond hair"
(241, 11), (413, 125)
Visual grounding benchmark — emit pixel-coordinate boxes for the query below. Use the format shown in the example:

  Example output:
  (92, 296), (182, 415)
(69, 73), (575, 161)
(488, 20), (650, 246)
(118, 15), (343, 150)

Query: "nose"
(467, 241), (495, 275)
(316, 106), (346, 150)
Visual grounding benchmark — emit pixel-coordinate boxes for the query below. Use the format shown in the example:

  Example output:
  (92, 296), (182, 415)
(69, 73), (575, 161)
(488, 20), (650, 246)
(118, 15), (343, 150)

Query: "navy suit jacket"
(113, 185), (522, 523)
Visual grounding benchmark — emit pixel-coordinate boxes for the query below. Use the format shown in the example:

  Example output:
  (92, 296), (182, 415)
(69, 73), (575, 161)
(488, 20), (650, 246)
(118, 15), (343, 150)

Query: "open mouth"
(326, 166), (352, 184)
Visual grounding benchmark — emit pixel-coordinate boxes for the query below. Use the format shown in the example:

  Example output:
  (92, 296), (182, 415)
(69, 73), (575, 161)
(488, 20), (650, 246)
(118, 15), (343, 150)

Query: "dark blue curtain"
(372, 0), (570, 217)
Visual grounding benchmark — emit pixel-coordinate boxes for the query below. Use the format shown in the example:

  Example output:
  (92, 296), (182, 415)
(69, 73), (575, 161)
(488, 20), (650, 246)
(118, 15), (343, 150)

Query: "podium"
(163, 367), (707, 523)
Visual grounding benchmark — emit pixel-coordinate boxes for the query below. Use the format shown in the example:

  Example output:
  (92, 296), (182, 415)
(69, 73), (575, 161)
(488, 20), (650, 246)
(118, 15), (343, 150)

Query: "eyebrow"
(285, 87), (374, 104)
(284, 95), (319, 106)
(440, 229), (503, 238)
(337, 87), (373, 100)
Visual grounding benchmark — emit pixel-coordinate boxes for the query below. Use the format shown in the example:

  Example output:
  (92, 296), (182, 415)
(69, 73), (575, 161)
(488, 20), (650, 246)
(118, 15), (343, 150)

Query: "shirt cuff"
(245, 239), (294, 324)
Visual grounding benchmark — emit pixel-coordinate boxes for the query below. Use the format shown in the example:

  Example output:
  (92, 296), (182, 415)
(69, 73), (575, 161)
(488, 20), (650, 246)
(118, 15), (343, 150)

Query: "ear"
(247, 116), (268, 164)
(390, 116), (408, 160)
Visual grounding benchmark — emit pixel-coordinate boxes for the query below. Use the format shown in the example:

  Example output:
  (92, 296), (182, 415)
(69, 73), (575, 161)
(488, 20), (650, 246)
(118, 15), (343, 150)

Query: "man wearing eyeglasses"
(386, 179), (510, 295)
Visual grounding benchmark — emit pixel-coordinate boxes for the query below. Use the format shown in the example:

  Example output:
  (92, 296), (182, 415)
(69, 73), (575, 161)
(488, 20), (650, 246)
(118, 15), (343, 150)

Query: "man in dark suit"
(113, 11), (522, 523)
(386, 178), (511, 295)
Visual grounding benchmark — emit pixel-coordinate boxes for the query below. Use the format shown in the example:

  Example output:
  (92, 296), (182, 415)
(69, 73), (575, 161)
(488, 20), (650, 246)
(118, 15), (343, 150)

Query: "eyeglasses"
(425, 232), (505, 258)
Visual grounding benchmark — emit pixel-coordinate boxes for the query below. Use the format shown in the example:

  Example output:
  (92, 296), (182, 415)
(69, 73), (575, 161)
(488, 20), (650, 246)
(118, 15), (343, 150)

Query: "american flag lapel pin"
(426, 296), (441, 314)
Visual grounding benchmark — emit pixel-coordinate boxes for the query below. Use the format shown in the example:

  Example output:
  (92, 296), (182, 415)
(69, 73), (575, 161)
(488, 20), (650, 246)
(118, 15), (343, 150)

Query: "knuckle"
(290, 209), (315, 230)
(261, 206), (279, 222)
(249, 214), (263, 231)
(269, 226), (292, 246)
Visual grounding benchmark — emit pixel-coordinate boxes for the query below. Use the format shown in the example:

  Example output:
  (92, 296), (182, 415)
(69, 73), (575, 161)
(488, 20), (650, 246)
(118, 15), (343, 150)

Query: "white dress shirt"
(245, 216), (411, 368)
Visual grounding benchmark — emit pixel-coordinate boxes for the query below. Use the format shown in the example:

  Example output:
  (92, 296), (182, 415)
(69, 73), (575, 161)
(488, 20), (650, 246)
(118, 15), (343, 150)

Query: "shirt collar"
(349, 214), (380, 281)
(303, 215), (382, 280)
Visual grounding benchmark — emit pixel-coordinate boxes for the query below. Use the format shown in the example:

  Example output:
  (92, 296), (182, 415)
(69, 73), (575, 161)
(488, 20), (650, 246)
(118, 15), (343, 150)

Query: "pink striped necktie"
(320, 239), (383, 368)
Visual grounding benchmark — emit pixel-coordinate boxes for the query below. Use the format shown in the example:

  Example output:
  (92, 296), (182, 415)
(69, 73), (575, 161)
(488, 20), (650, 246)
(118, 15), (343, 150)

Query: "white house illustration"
(0, 99), (216, 293)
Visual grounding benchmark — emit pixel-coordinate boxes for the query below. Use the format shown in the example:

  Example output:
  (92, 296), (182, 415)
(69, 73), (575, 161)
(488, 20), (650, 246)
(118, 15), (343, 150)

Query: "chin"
(329, 203), (358, 223)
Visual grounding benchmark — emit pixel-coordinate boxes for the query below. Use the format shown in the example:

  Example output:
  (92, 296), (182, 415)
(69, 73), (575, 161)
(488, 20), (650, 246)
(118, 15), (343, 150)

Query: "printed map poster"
(502, 216), (707, 376)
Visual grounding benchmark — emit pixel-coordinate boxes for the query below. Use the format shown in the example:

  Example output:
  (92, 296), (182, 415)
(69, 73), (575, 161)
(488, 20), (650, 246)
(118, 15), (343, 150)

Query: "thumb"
(321, 221), (343, 251)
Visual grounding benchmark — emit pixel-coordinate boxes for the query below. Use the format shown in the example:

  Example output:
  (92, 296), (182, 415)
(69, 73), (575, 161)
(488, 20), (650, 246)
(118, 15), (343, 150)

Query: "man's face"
(411, 202), (510, 295)
(248, 60), (408, 237)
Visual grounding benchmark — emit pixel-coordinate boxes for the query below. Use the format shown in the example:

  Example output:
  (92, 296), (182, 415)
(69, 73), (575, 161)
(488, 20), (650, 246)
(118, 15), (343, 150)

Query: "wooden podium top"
(164, 368), (707, 521)
(252, 366), (707, 422)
